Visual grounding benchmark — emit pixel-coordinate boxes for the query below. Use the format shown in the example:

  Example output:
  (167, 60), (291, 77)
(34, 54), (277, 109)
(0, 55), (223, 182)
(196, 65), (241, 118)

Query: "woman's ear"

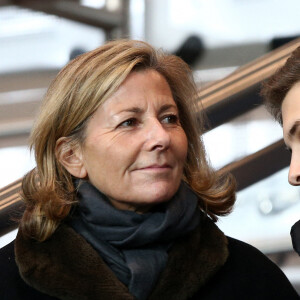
(55, 137), (87, 178)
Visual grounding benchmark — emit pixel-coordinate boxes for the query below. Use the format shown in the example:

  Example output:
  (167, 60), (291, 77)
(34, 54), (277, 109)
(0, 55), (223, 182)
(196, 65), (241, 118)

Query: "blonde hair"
(21, 40), (236, 241)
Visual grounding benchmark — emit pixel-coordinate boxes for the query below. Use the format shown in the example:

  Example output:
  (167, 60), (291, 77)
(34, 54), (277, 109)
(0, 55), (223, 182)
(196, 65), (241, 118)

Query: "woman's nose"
(288, 152), (300, 185)
(145, 119), (171, 151)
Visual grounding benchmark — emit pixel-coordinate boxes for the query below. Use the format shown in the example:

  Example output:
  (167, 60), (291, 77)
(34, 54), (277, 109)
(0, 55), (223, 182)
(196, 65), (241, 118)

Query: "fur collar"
(15, 216), (228, 300)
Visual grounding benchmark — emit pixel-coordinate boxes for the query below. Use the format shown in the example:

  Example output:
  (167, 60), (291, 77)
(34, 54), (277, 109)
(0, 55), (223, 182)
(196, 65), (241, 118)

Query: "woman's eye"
(119, 118), (138, 127)
(162, 114), (179, 124)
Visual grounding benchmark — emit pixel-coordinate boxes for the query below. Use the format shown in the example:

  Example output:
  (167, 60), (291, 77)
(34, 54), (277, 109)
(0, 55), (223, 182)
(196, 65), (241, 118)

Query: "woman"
(0, 40), (298, 299)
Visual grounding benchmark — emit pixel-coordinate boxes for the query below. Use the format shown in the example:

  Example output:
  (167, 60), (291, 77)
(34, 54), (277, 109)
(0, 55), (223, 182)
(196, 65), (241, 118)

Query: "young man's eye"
(162, 114), (179, 124)
(119, 118), (138, 127)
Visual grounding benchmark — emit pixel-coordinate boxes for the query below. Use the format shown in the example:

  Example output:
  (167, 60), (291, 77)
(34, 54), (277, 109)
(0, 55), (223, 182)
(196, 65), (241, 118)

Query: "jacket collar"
(15, 216), (228, 300)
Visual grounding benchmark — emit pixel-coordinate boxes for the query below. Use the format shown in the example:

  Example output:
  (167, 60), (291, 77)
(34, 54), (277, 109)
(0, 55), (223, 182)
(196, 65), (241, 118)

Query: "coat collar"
(15, 216), (228, 300)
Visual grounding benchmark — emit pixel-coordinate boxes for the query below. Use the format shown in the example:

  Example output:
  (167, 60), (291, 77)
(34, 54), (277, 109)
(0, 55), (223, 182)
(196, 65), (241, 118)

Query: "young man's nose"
(288, 153), (300, 185)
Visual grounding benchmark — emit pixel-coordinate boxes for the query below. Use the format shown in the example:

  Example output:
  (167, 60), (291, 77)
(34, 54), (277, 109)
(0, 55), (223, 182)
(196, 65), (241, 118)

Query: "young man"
(261, 46), (300, 255)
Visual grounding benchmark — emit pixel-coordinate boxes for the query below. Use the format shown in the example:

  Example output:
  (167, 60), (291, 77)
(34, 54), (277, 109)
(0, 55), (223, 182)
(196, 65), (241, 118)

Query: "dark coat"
(0, 216), (298, 300)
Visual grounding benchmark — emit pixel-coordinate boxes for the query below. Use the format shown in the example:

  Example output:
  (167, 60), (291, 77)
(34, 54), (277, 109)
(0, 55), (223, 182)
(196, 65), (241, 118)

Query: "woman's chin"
(106, 180), (181, 212)
(134, 182), (180, 205)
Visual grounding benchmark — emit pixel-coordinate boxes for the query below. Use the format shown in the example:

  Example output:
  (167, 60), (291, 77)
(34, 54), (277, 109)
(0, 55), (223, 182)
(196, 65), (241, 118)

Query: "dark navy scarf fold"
(68, 180), (201, 300)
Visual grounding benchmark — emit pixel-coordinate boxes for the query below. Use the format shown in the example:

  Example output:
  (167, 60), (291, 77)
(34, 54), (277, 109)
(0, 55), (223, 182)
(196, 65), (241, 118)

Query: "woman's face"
(79, 69), (188, 212)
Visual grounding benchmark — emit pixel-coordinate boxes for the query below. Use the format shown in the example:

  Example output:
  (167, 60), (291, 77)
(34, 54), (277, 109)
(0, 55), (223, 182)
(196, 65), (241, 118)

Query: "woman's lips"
(135, 164), (172, 172)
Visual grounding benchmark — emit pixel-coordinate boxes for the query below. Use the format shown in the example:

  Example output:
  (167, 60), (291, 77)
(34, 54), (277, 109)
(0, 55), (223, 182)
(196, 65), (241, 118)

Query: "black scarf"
(68, 180), (201, 300)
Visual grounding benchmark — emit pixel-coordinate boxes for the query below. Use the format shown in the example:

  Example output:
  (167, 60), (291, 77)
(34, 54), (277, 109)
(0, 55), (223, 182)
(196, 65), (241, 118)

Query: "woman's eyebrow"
(116, 107), (143, 114)
(159, 104), (178, 113)
(114, 104), (177, 115)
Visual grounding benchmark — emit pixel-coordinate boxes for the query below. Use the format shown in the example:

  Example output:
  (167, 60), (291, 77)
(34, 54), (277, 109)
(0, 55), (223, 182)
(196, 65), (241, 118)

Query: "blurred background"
(1, 0), (300, 293)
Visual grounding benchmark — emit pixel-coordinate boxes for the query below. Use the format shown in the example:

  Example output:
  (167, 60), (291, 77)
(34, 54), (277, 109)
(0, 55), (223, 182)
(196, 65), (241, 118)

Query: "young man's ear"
(55, 137), (87, 178)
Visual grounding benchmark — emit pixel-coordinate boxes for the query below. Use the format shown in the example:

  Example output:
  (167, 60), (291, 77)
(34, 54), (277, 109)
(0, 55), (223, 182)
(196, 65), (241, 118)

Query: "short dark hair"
(261, 46), (300, 124)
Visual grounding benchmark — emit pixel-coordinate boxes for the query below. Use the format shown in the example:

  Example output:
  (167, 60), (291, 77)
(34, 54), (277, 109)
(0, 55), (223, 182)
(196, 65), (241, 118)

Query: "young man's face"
(282, 81), (300, 185)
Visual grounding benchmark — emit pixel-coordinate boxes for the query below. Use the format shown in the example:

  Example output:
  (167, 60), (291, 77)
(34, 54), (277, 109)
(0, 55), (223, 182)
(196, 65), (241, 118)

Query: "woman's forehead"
(100, 70), (175, 110)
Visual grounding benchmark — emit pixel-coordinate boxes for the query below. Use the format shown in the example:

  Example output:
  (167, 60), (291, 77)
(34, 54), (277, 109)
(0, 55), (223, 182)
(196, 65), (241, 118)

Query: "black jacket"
(0, 216), (298, 300)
